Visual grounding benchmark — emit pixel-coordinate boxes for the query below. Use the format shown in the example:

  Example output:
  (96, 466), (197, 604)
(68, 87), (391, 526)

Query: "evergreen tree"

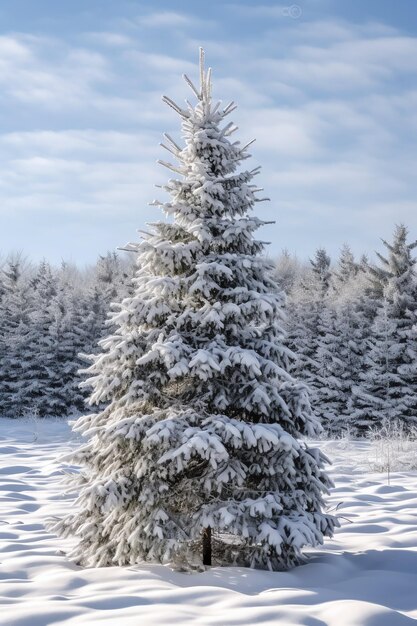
(350, 225), (417, 433)
(310, 248), (331, 294)
(0, 257), (32, 417)
(332, 244), (359, 289)
(273, 249), (301, 294)
(312, 247), (367, 435)
(46, 273), (90, 415)
(19, 261), (60, 416)
(313, 305), (343, 431)
(83, 252), (135, 352)
(285, 268), (320, 389)
(53, 50), (336, 571)
(318, 293), (370, 436)
(286, 249), (332, 414)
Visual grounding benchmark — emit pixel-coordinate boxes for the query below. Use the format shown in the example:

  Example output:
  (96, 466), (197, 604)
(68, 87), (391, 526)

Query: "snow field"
(0, 419), (417, 626)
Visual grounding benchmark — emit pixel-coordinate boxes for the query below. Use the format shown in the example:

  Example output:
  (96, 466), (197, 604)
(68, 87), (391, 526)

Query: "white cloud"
(0, 35), (32, 60)
(0, 129), (161, 223)
(238, 108), (322, 158)
(0, 34), (111, 110)
(0, 129), (158, 159)
(126, 50), (196, 75)
(256, 34), (417, 94)
(83, 32), (133, 47)
(139, 11), (196, 28)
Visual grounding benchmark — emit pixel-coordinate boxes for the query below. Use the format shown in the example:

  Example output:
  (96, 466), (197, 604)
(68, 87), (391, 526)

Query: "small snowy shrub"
(53, 49), (336, 571)
(368, 418), (417, 478)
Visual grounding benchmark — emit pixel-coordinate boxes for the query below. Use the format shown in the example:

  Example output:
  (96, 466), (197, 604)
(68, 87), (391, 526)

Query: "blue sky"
(1, 0), (417, 265)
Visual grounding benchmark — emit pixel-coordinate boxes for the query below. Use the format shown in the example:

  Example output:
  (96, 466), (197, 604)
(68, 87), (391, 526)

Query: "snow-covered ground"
(1, 418), (417, 626)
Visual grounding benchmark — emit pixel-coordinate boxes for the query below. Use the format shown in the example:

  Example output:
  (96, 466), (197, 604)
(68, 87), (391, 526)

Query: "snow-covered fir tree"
(307, 249), (334, 419)
(313, 305), (344, 431)
(285, 274), (319, 391)
(0, 257), (32, 417)
(82, 252), (135, 351)
(311, 248), (331, 293)
(273, 249), (302, 294)
(53, 50), (336, 571)
(45, 270), (91, 415)
(332, 244), (359, 289)
(350, 225), (417, 433)
(311, 248), (369, 435)
(95, 252), (132, 312)
(19, 261), (61, 416)
(320, 260), (371, 435)
(285, 249), (331, 410)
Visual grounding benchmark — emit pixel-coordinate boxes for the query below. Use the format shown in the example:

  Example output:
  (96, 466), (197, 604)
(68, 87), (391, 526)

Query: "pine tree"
(273, 249), (301, 294)
(313, 305), (343, 431)
(82, 252), (134, 353)
(312, 247), (368, 435)
(310, 248), (331, 294)
(0, 257), (32, 417)
(332, 244), (358, 288)
(53, 50), (336, 570)
(350, 225), (417, 433)
(286, 249), (331, 414)
(55, 263), (92, 413)
(285, 269), (320, 390)
(46, 272), (90, 415)
(17, 261), (60, 416)
(318, 295), (370, 436)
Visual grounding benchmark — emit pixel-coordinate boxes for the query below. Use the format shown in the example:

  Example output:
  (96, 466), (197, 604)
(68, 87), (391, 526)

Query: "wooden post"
(202, 526), (212, 566)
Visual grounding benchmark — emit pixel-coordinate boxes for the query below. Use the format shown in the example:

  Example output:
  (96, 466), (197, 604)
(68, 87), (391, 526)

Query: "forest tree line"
(0, 252), (135, 418)
(1, 223), (416, 436)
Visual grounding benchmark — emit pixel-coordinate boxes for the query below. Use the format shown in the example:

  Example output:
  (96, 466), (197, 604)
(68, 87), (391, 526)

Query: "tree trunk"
(202, 526), (212, 566)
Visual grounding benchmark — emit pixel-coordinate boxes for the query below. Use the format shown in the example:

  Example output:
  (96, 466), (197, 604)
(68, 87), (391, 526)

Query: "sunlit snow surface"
(1, 418), (417, 626)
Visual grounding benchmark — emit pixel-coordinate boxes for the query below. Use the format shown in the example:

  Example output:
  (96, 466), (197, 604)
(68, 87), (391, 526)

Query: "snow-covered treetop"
(120, 48), (272, 264)
(368, 224), (417, 306)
